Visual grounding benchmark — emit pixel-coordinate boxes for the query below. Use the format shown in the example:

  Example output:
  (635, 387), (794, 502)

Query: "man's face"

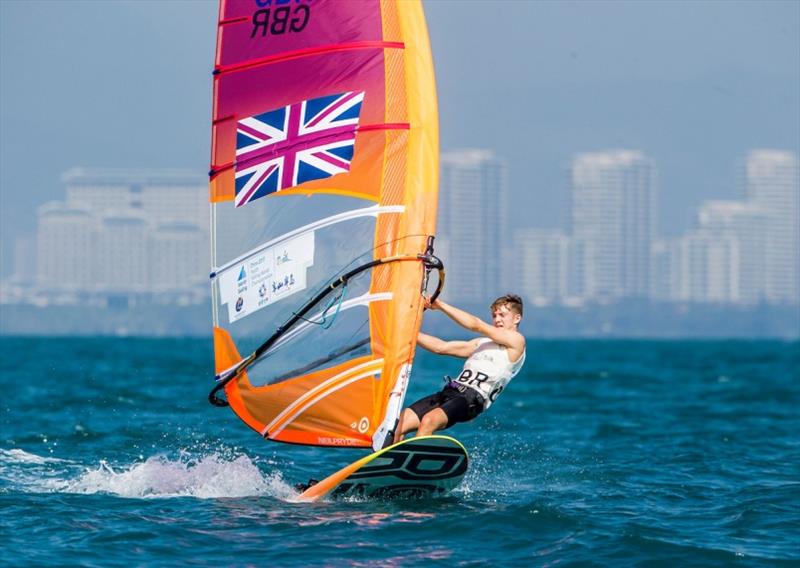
(492, 304), (521, 329)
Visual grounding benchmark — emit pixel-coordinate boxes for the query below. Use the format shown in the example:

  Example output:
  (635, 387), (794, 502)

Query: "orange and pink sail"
(208, 0), (440, 450)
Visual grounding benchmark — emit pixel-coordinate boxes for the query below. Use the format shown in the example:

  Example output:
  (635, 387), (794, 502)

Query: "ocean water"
(1, 337), (798, 566)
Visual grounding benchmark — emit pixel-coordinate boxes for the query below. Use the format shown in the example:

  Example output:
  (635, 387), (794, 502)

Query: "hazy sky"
(1, 0), (798, 276)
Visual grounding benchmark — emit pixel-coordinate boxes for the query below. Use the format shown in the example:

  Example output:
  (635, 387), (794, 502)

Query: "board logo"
(235, 297), (244, 312)
(251, 0), (311, 39)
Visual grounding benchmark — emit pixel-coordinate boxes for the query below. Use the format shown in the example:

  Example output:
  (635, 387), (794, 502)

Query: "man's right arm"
(418, 332), (479, 359)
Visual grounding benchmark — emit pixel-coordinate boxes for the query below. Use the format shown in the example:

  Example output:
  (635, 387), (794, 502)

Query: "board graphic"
(295, 435), (468, 502)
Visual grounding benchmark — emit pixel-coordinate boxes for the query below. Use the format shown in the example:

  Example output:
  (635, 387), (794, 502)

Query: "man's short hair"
(490, 294), (523, 317)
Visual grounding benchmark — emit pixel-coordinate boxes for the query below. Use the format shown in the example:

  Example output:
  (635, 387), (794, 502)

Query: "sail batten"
(210, 205), (404, 278)
(209, 0), (439, 450)
(214, 41), (406, 77)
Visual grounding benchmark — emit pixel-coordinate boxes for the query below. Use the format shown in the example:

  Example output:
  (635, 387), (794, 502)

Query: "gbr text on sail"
(250, 0), (312, 38)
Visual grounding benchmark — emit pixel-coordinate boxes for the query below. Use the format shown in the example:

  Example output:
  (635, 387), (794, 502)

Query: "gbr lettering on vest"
(452, 338), (526, 409)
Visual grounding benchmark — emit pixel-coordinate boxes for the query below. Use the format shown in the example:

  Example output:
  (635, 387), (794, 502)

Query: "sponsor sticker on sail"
(218, 232), (314, 323)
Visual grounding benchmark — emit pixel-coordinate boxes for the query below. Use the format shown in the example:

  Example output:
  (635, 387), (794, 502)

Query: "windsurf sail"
(207, 0), (441, 451)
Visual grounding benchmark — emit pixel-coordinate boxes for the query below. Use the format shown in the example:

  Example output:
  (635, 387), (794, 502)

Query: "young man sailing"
(295, 295), (526, 495)
(393, 294), (526, 443)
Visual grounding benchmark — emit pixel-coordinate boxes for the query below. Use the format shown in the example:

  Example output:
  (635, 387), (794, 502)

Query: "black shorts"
(408, 384), (485, 427)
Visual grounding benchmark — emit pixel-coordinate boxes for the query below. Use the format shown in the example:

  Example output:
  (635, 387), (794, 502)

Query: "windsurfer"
(392, 294), (526, 443)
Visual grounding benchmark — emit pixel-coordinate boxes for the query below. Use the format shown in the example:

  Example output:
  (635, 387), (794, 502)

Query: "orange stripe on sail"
(262, 358), (384, 437)
(269, 369), (381, 439)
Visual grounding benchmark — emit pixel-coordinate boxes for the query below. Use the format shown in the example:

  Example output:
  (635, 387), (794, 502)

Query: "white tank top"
(451, 338), (526, 409)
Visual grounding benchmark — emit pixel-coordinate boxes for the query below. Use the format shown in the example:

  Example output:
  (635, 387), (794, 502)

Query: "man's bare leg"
(417, 408), (448, 436)
(393, 408), (421, 444)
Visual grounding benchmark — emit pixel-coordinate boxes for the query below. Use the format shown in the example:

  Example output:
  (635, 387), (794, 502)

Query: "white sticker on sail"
(219, 231), (315, 323)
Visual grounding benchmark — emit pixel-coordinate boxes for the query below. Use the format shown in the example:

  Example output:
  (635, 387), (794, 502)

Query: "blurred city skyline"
(2, 146), (797, 337)
(438, 146), (798, 306)
(2, 0), (798, 277)
(6, 144), (797, 302)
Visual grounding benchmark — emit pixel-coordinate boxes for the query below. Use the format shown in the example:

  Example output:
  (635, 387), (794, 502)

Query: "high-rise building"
(150, 222), (208, 292)
(63, 168), (208, 229)
(565, 236), (595, 301)
(695, 200), (765, 304)
(569, 150), (656, 301)
(514, 229), (569, 306)
(437, 150), (508, 304)
(651, 239), (679, 302)
(94, 210), (150, 292)
(742, 150), (799, 304)
(653, 199), (770, 305)
(35, 168), (209, 295)
(679, 230), (741, 303)
(36, 202), (96, 291)
(653, 201), (763, 304)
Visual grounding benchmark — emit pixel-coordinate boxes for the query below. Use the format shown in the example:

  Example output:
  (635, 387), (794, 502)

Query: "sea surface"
(1, 337), (798, 566)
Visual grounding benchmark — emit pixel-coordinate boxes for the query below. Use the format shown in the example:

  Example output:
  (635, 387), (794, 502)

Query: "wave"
(0, 448), (70, 465)
(1, 448), (296, 500)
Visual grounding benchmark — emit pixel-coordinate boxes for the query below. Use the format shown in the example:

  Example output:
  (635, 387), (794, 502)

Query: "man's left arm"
(433, 299), (524, 352)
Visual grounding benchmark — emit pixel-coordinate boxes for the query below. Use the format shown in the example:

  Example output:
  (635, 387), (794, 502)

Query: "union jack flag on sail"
(233, 91), (364, 207)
